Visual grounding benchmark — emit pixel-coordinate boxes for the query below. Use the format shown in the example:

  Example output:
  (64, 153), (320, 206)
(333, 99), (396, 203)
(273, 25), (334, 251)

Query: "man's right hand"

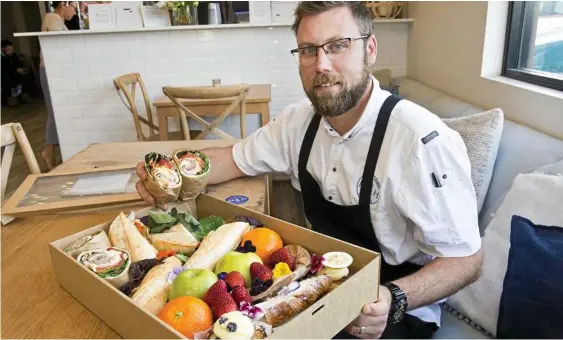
(135, 161), (167, 210)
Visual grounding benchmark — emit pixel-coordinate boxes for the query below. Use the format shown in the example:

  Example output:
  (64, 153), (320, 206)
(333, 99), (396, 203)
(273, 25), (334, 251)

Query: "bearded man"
(136, 2), (483, 339)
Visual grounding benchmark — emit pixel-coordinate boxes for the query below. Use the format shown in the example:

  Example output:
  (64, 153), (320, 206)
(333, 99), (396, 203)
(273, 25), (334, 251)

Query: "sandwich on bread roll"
(131, 256), (182, 315)
(183, 221), (251, 271)
(255, 275), (332, 328)
(109, 212), (158, 262)
(148, 224), (199, 255)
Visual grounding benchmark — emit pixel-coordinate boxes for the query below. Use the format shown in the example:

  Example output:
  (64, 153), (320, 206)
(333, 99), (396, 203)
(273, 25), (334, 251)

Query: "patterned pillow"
(441, 109), (504, 216)
(447, 172), (563, 337)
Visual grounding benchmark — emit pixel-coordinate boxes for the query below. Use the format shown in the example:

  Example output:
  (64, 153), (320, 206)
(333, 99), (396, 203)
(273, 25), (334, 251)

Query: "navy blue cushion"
(497, 215), (563, 338)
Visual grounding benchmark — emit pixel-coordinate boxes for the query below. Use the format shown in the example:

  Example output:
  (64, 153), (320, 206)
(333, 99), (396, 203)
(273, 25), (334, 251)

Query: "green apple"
(169, 268), (218, 300)
(214, 251), (263, 287)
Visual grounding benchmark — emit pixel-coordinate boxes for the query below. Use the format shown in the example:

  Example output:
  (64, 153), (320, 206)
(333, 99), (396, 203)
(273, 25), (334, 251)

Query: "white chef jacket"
(232, 76), (482, 326)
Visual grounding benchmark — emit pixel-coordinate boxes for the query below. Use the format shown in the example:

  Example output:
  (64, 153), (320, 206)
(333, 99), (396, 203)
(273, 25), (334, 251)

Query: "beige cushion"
(441, 109), (504, 213)
(447, 172), (563, 336)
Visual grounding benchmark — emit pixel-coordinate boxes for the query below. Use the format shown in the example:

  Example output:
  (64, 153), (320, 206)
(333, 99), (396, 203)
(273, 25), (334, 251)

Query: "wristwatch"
(383, 282), (408, 324)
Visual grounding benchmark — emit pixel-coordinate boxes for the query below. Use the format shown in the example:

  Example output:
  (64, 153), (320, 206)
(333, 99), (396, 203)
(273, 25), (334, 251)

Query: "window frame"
(502, 1), (563, 92)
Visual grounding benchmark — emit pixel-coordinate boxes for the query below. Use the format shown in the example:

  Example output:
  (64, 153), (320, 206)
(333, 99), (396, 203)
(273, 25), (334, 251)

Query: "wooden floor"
(1, 100), (306, 226)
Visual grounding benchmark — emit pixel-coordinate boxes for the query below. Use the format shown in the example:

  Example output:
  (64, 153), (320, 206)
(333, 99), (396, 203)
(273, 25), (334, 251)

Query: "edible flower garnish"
(167, 266), (185, 283)
(217, 272), (228, 280)
(310, 253), (325, 274)
(272, 262), (292, 280)
(239, 301), (264, 320)
(235, 240), (256, 253)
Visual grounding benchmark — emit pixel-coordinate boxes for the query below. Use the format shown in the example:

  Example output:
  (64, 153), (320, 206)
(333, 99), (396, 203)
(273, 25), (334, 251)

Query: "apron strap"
(359, 94), (402, 206)
(298, 113), (322, 175)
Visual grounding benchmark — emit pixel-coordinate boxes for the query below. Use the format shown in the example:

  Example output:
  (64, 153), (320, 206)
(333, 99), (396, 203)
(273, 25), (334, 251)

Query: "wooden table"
(154, 84), (271, 140)
(1, 140), (271, 339)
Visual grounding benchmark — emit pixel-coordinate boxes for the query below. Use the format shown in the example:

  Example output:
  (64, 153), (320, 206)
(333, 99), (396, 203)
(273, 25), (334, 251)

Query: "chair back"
(1, 123), (41, 200)
(113, 73), (158, 141)
(162, 84), (250, 140)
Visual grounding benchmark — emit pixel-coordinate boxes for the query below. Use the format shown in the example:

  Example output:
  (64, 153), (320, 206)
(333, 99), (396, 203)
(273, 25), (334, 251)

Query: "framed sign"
(2, 165), (142, 218)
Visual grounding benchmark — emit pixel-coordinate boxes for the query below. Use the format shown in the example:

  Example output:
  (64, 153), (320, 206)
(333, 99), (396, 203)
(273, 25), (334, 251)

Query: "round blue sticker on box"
(225, 195), (249, 205)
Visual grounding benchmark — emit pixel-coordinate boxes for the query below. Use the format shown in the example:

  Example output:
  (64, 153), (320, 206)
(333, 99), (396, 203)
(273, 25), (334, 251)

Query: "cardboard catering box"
(49, 194), (381, 339)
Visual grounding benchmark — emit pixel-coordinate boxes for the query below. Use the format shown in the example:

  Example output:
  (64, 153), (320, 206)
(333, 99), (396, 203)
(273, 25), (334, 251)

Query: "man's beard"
(304, 60), (372, 118)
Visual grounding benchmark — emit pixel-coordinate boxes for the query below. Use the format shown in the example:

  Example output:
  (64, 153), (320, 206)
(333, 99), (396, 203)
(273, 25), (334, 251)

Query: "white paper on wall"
(140, 6), (171, 28)
(88, 4), (115, 30)
(249, 1), (271, 24)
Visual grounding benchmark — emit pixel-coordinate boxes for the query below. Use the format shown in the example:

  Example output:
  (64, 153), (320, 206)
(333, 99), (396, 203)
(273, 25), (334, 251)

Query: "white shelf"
(14, 18), (414, 38)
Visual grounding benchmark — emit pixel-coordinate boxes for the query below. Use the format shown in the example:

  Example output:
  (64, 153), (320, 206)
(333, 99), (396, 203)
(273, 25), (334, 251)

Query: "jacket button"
(333, 167), (337, 172)
(328, 196), (333, 200)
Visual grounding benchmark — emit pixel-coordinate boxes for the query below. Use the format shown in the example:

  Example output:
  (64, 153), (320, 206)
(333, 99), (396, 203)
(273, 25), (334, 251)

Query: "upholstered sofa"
(394, 77), (563, 338)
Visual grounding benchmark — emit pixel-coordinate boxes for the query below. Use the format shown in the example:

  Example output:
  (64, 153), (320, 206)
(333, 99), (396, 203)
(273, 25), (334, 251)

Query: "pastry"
(130, 256), (182, 315)
(63, 230), (111, 258)
(183, 222), (251, 271)
(143, 152), (182, 204)
(173, 149), (210, 201)
(109, 212), (158, 262)
(255, 275), (332, 327)
(77, 247), (131, 289)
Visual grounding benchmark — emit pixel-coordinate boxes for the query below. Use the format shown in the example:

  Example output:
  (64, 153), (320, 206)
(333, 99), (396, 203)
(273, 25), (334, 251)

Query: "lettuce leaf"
(147, 210), (178, 234)
(192, 215), (224, 242)
(98, 259), (129, 278)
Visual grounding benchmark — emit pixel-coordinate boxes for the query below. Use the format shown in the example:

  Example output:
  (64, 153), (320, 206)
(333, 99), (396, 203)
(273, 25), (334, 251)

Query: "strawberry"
(250, 262), (273, 282)
(231, 286), (251, 306)
(210, 291), (238, 319)
(224, 271), (246, 290)
(204, 280), (228, 306)
(269, 248), (296, 270)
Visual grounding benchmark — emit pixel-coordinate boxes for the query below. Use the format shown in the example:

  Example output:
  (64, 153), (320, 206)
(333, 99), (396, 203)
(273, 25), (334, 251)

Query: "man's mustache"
(313, 73), (342, 86)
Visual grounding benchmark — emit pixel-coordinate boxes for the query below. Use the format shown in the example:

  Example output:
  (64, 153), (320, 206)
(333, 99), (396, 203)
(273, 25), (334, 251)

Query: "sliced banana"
(322, 251), (353, 269)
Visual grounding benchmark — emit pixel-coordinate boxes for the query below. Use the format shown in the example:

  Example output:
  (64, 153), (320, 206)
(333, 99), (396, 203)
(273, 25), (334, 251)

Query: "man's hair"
(1, 40), (13, 49)
(291, 1), (375, 37)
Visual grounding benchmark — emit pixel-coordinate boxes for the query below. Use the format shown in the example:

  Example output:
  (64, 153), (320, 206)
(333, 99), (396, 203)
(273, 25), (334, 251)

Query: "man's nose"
(314, 48), (333, 73)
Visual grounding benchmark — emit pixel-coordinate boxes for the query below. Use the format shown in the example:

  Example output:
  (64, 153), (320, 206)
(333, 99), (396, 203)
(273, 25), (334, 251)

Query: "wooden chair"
(113, 73), (185, 141)
(1, 122), (41, 225)
(162, 84), (250, 140)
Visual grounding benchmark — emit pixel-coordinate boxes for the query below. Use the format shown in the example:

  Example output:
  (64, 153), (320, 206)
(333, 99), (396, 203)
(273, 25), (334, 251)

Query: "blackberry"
(226, 322), (237, 332)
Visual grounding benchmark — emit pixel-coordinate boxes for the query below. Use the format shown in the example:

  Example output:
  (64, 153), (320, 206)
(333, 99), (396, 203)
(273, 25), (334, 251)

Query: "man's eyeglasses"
(290, 36), (369, 66)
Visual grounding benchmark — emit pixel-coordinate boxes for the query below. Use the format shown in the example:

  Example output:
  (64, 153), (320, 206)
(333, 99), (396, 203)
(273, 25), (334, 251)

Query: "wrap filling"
(145, 152), (181, 188)
(176, 150), (209, 177)
(80, 247), (130, 278)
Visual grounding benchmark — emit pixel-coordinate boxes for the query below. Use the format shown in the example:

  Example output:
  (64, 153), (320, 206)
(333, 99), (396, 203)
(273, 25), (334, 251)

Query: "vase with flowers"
(158, 1), (199, 26)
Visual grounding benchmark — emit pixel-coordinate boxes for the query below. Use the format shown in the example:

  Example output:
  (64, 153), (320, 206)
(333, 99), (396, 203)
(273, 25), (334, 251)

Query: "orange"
(158, 296), (213, 338)
(241, 227), (283, 263)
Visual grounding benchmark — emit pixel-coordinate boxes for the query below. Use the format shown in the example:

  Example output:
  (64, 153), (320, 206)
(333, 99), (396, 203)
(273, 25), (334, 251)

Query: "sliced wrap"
(144, 152), (182, 204)
(172, 149), (210, 200)
(148, 224), (199, 255)
(131, 256), (182, 315)
(109, 212), (158, 262)
(77, 247), (131, 289)
(183, 221), (251, 271)
(64, 230), (112, 259)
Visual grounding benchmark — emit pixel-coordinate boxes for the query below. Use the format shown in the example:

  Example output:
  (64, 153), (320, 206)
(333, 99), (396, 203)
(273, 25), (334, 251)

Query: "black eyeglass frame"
(290, 35), (371, 58)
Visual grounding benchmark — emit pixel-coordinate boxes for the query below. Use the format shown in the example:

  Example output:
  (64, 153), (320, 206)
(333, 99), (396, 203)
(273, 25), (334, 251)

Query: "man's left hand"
(345, 285), (392, 339)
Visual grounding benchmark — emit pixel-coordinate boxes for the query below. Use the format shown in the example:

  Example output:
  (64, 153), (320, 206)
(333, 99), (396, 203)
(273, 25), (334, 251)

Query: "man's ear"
(366, 34), (377, 65)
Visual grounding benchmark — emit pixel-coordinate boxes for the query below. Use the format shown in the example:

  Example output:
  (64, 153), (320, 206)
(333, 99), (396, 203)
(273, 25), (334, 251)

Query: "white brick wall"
(40, 23), (410, 160)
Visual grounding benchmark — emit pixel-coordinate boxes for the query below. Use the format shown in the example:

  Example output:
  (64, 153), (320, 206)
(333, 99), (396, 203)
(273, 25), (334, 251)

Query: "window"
(503, 1), (563, 91)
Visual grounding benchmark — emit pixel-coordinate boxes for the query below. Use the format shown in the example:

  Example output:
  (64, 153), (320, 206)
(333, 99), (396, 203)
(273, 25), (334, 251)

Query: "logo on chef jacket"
(356, 176), (381, 204)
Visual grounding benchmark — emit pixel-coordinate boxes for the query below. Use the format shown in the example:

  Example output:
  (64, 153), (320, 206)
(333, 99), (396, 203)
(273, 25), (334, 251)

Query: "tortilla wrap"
(131, 256), (182, 315)
(77, 247), (131, 289)
(64, 230), (112, 259)
(183, 221), (251, 271)
(172, 149), (210, 201)
(109, 212), (158, 262)
(144, 152), (182, 204)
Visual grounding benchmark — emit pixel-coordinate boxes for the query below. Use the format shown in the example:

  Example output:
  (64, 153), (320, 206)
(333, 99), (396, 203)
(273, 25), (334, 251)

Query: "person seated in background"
(1, 40), (33, 106)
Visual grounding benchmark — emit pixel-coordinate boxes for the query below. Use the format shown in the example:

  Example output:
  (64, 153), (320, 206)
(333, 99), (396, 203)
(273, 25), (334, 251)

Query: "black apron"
(297, 94), (422, 285)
